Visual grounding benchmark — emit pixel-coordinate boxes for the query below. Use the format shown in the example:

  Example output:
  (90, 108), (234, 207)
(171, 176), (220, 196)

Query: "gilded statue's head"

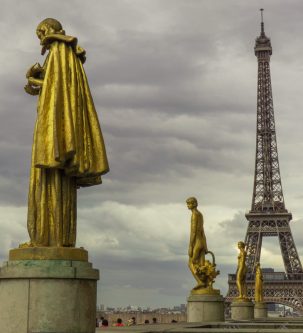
(186, 197), (198, 210)
(36, 18), (65, 42)
(237, 241), (245, 250)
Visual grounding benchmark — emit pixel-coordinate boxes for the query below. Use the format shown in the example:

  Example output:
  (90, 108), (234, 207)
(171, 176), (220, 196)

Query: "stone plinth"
(9, 246), (88, 261)
(0, 257), (99, 333)
(187, 294), (225, 322)
(254, 302), (268, 319)
(231, 300), (254, 321)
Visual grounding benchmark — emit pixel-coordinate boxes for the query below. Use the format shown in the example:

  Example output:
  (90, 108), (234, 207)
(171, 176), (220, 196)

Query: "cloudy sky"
(1, 0), (303, 308)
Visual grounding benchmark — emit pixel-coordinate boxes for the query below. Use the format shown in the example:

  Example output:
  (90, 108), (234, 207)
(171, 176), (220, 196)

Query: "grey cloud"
(218, 211), (247, 242)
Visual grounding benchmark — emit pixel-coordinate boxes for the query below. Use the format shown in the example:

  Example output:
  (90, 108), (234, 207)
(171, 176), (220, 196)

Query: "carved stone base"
(9, 246), (88, 261)
(254, 302), (268, 319)
(231, 300), (254, 321)
(0, 258), (98, 333)
(187, 294), (224, 322)
(191, 285), (220, 296)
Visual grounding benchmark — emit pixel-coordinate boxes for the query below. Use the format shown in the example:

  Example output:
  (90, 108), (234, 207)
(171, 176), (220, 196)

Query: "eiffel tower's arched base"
(226, 274), (303, 314)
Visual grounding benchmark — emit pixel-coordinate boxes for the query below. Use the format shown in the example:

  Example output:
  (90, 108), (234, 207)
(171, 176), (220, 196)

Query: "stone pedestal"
(187, 294), (225, 322)
(231, 300), (254, 321)
(0, 248), (99, 333)
(254, 302), (268, 319)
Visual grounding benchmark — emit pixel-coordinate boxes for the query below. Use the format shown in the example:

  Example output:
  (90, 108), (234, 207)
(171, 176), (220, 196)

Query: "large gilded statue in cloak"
(23, 18), (109, 247)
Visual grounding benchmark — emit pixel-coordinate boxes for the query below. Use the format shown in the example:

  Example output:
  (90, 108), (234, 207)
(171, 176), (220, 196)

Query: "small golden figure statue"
(254, 262), (264, 303)
(22, 18), (109, 248)
(186, 197), (220, 295)
(236, 241), (248, 301)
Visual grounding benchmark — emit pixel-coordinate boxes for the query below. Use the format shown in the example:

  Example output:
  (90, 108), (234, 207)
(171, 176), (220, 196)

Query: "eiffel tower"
(226, 9), (303, 313)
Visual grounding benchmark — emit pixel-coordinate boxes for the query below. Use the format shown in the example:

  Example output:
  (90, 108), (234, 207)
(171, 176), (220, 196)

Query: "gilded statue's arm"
(189, 215), (197, 257)
(239, 249), (246, 271)
(28, 77), (44, 86)
(25, 63), (44, 95)
(26, 63), (43, 79)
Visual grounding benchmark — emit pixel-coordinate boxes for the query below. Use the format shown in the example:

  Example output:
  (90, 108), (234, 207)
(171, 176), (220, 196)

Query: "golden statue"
(255, 262), (264, 303)
(236, 241), (248, 300)
(22, 18), (109, 248)
(186, 197), (219, 295)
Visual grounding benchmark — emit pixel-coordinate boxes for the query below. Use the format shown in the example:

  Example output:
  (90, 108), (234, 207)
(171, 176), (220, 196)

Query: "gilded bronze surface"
(23, 18), (109, 249)
(9, 247), (88, 261)
(186, 197), (220, 295)
(236, 241), (249, 301)
(254, 262), (264, 303)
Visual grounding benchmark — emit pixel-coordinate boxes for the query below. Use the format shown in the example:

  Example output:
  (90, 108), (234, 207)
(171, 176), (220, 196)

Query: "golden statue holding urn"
(186, 197), (220, 295)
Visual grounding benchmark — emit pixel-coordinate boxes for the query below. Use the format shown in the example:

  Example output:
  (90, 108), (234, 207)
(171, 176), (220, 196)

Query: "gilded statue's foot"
(19, 242), (34, 248)
(193, 283), (205, 290)
(236, 296), (250, 302)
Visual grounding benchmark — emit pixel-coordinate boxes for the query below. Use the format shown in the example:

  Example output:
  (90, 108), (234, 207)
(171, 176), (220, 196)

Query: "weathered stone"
(0, 262), (76, 279)
(187, 294), (225, 322)
(9, 246), (88, 261)
(76, 267), (100, 280)
(72, 260), (93, 268)
(231, 300), (254, 321)
(0, 259), (99, 333)
(0, 279), (29, 333)
(254, 301), (268, 319)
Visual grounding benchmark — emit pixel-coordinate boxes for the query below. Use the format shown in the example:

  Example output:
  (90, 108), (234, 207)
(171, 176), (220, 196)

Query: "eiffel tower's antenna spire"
(260, 8), (265, 36)
(255, 9), (272, 58)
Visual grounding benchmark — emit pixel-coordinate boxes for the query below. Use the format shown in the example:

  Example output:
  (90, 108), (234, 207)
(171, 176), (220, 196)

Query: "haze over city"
(1, 0), (303, 308)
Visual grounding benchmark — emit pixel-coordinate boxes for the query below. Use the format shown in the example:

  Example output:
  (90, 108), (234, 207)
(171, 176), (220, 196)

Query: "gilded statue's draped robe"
(27, 35), (109, 247)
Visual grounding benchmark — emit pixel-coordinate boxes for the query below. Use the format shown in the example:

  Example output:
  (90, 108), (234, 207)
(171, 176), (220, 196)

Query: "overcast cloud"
(1, 0), (303, 308)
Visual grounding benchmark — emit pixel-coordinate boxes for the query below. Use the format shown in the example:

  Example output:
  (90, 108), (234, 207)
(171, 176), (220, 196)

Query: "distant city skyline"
(97, 303), (186, 312)
(1, 0), (303, 308)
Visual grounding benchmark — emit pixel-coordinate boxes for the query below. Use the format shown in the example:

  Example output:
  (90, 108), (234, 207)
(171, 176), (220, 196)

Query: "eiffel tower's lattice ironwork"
(226, 10), (303, 312)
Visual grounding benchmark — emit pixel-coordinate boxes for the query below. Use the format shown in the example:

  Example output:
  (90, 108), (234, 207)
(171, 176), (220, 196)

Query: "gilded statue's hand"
(25, 77), (44, 96)
(26, 63), (43, 79)
(24, 83), (40, 96)
(25, 66), (44, 96)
